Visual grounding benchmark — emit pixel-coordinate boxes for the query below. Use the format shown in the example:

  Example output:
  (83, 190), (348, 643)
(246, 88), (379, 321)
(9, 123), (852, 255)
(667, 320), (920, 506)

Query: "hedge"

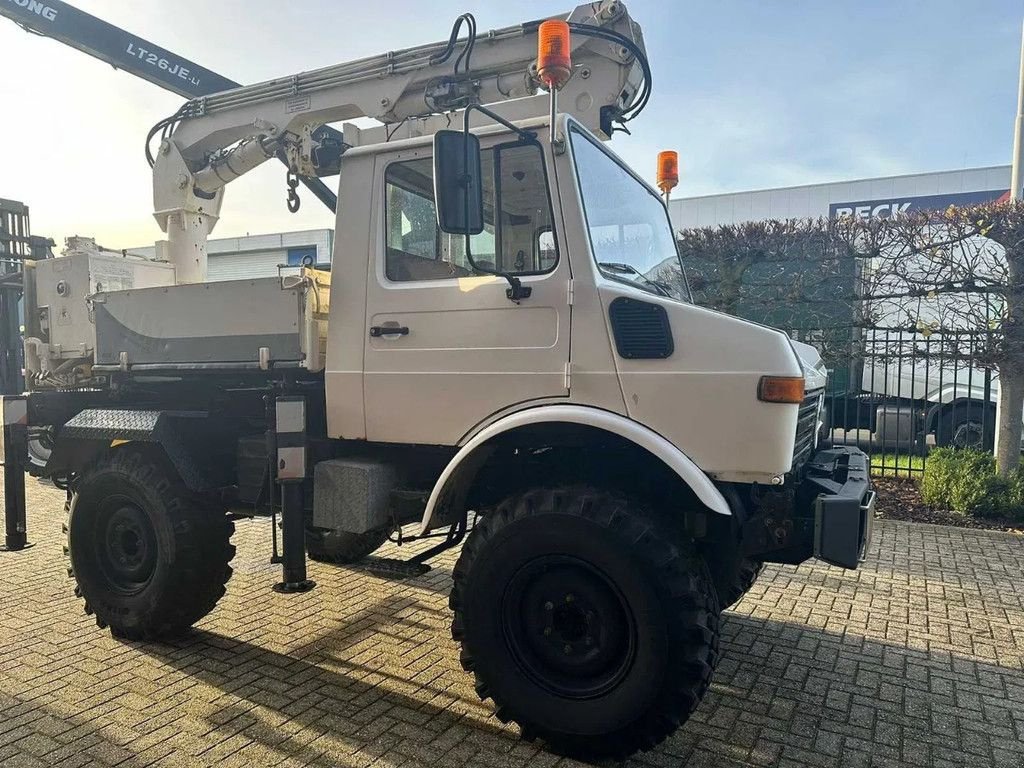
(920, 448), (1024, 520)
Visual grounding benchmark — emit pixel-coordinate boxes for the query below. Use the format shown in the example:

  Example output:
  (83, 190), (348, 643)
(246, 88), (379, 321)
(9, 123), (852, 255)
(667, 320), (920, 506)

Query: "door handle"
(370, 325), (410, 338)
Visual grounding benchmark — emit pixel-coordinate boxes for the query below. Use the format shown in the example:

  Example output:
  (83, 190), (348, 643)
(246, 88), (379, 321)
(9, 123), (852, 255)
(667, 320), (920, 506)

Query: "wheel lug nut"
(544, 601), (554, 611)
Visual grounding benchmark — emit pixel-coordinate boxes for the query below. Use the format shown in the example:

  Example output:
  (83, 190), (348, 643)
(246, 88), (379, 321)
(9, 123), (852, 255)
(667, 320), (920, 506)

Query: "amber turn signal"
(656, 150), (679, 193)
(537, 19), (571, 90)
(758, 376), (805, 404)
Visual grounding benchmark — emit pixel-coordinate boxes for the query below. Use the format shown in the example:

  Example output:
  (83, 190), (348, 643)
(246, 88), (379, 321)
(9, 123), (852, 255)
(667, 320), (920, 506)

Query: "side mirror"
(433, 130), (484, 235)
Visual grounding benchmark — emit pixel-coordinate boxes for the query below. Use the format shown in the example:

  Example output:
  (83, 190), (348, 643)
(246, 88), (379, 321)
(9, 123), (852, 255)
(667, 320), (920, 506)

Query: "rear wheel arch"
(44, 409), (234, 491)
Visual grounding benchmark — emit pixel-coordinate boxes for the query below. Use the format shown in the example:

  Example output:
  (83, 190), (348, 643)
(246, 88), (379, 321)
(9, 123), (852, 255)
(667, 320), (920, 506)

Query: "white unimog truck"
(1, 2), (875, 759)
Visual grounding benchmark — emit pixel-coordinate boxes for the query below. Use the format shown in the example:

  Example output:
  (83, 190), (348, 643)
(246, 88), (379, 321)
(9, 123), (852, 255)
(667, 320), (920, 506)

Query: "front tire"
(66, 446), (235, 640)
(707, 551), (765, 609)
(450, 486), (720, 761)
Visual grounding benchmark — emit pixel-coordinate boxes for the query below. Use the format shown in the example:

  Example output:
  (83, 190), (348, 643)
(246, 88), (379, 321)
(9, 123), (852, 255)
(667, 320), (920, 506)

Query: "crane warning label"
(286, 95), (311, 114)
(90, 262), (134, 294)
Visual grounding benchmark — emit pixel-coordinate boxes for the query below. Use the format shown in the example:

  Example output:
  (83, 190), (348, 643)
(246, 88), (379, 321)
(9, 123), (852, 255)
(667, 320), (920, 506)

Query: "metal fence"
(788, 325), (998, 476)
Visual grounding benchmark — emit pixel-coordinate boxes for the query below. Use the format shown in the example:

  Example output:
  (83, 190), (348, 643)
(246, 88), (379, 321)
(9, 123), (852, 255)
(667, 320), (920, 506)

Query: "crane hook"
(286, 171), (301, 213)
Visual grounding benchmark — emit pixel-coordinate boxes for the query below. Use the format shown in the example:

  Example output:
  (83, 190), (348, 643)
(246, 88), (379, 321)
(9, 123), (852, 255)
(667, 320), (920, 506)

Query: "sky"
(2, 0), (1024, 250)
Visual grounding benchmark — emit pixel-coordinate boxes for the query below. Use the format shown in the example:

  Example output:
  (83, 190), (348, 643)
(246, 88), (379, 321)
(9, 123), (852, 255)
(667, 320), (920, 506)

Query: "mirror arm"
(505, 276), (532, 303)
(463, 104), (537, 144)
(460, 104), (535, 303)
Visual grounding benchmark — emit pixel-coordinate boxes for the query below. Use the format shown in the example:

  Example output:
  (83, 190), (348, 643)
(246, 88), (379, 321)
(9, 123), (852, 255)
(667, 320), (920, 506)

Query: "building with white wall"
(127, 166), (1011, 279)
(670, 165), (1011, 228)
(130, 229), (333, 281)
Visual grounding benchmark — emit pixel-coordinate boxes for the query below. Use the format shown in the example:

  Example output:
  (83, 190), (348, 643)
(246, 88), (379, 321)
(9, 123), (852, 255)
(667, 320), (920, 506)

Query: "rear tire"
(450, 486), (720, 761)
(66, 446), (235, 640)
(27, 429), (52, 472)
(305, 527), (389, 564)
(937, 403), (995, 451)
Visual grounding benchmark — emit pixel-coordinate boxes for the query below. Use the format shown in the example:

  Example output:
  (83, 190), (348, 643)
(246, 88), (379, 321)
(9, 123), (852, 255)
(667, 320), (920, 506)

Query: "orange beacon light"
(537, 19), (572, 90)
(657, 151), (679, 195)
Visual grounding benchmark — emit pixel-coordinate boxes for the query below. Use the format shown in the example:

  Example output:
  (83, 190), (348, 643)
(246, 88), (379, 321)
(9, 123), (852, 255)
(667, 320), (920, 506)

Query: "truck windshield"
(570, 126), (690, 302)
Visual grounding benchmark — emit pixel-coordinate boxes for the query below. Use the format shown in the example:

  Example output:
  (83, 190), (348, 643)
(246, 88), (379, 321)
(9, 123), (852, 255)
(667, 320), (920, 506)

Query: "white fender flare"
(417, 405), (731, 535)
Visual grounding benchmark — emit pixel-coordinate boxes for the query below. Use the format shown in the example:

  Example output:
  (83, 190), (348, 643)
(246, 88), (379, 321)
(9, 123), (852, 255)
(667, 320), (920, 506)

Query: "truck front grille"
(793, 390), (823, 470)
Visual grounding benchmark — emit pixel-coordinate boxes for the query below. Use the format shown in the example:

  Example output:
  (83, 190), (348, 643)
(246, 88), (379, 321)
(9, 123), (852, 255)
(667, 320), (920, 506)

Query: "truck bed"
(91, 269), (330, 372)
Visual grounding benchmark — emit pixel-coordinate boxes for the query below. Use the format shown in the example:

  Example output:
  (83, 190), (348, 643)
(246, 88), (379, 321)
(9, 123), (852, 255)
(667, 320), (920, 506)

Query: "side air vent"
(608, 297), (674, 360)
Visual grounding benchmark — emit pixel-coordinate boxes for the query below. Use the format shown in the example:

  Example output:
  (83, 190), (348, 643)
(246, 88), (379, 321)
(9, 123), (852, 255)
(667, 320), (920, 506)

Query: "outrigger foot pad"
(273, 579), (316, 594)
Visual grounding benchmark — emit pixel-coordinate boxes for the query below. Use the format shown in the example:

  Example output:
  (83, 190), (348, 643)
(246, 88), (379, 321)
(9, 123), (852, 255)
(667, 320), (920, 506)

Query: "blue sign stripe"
(829, 189), (1009, 219)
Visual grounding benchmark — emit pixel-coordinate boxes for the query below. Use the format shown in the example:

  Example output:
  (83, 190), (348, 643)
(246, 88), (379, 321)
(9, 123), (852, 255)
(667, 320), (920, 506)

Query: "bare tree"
(676, 216), (878, 376)
(677, 202), (1024, 474)
(870, 201), (1024, 474)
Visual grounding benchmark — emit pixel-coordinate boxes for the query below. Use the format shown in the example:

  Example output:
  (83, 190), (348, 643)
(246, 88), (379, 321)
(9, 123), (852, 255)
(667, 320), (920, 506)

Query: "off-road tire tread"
(65, 446), (234, 640)
(449, 485), (720, 761)
(720, 557), (765, 609)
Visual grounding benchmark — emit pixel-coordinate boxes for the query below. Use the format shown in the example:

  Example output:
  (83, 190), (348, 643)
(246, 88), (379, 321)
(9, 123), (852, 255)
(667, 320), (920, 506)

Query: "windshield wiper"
(598, 262), (672, 297)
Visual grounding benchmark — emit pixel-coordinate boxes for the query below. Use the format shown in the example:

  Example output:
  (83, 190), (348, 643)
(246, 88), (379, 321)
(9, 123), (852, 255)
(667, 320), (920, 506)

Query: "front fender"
(417, 405), (732, 535)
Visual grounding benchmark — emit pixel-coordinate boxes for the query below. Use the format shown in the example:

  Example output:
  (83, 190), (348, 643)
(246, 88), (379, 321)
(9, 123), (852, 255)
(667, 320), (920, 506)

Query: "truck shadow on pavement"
(129, 596), (1023, 768)
(0, 689), (159, 768)
(137, 624), (530, 768)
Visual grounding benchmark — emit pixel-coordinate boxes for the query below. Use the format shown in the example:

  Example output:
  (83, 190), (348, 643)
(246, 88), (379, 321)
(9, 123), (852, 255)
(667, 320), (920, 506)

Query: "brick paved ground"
(1, 479), (1023, 768)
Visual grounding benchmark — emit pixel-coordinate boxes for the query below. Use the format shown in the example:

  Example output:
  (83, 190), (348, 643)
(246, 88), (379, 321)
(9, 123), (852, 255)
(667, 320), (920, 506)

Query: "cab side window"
(487, 142), (557, 274)
(384, 142), (558, 283)
(385, 159), (468, 282)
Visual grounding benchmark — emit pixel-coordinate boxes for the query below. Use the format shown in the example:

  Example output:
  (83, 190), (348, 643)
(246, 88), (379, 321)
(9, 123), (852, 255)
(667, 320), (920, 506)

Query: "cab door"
(362, 137), (569, 446)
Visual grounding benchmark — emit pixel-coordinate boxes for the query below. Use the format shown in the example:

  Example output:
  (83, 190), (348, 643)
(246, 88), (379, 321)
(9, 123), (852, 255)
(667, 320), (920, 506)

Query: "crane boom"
(0, 0), (235, 97)
(153, 0), (647, 281)
(167, 1), (645, 168)
(0, 0), (339, 211)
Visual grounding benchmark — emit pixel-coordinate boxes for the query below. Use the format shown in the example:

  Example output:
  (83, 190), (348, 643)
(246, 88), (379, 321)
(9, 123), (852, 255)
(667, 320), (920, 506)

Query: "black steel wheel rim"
(952, 420), (984, 449)
(94, 495), (157, 595)
(501, 555), (637, 699)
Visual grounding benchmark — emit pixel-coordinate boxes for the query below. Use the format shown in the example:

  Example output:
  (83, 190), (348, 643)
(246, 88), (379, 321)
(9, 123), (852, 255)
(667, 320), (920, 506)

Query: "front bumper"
(802, 447), (876, 569)
(747, 445), (876, 569)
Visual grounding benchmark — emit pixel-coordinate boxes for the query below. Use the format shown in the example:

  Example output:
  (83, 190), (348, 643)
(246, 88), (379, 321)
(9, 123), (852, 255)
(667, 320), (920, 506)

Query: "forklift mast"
(0, 198), (53, 397)
(1, 198), (52, 553)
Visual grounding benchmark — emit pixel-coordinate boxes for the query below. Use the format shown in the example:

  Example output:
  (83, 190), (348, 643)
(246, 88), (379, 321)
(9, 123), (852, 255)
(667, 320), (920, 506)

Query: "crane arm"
(162, 1), (646, 179)
(151, 0), (647, 282)
(0, 0), (236, 97)
(0, 0), (339, 212)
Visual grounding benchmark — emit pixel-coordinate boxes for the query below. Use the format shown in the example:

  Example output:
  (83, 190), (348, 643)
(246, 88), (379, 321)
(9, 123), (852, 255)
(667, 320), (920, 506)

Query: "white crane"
(148, 0), (649, 281)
